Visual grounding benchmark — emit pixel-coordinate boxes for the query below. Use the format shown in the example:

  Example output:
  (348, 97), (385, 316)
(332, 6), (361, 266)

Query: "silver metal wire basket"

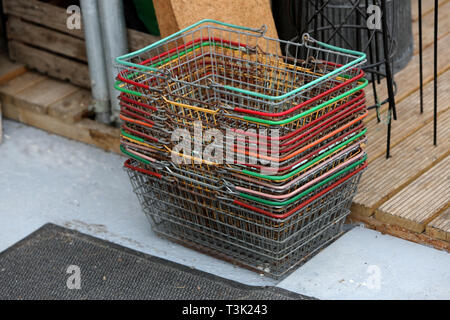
(124, 157), (366, 278)
(117, 20), (369, 279)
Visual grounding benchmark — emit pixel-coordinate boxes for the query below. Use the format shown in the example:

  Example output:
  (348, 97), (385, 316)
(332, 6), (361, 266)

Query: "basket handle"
(237, 155), (367, 207)
(208, 33), (367, 101)
(123, 159), (163, 179)
(164, 166), (223, 191)
(230, 161), (368, 220)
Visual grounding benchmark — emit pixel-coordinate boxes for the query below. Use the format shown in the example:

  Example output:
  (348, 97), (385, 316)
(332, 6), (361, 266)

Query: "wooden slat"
(412, 0), (450, 54)
(2, 100), (120, 154)
(365, 69), (450, 162)
(2, 0), (160, 50)
(4, 24), (158, 87)
(8, 41), (90, 88)
(3, 0), (160, 87)
(426, 209), (450, 242)
(0, 54), (27, 85)
(2, 0), (84, 38)
(6, 16), (87, 62)
(0, 69), (87, 122)
(351, 109), (450, 217)
(375, 156), (450, 233)
(411, 0), (449, 22)
(0, 68), (119, 153)
(9, 78), (79, 114)
(0, 71), (46, 96)
(47, 89), (91, 124)
(347, 214), (450, 252)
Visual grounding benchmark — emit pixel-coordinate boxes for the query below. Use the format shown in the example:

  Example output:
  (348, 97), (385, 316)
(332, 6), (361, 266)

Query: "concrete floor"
(0, 119), (449, 299)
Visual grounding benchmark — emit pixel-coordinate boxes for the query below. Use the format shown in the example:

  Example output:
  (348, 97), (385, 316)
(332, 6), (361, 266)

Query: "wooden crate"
(2, 0), (160, 88)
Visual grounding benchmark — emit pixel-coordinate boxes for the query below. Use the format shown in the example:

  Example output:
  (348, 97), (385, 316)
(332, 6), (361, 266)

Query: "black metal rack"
(273, 0), (439, 157)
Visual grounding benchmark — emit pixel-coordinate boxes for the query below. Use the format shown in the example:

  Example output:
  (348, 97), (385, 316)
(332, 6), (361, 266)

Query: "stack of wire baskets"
(115, 20), (369, 279)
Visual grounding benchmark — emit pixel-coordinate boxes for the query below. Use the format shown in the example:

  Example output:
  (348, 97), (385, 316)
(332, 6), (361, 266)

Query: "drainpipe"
(80, 0), (110, 124)
(98, 0), (128, 125)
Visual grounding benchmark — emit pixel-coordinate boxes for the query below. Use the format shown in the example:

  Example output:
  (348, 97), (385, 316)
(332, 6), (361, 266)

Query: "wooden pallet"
(2, 0), (160, 88)
(0, 62), (120, 153)
(0, 54), (26, 84)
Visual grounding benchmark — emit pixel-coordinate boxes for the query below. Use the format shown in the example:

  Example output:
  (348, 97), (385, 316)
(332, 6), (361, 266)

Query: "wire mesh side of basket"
(115, 20), (366, 113)
(124, 158), (365, 247)
(148, 205), (349, 279)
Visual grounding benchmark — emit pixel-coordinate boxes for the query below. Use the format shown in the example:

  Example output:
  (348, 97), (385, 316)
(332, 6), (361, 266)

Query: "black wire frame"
(417, 0), (439, 146)
(287, 0), (399, 158)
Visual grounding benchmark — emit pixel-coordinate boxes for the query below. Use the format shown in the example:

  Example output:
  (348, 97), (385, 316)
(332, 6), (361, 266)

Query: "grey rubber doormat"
(0, 223), (312, 300)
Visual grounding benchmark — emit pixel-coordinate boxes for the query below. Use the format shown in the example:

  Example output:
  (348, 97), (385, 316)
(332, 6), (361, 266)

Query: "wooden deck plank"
(347, 214), (450, 252)
(411, 0), (449, 22)
(412, 0), (450, 54)
(365, 1), (450, 122)
(365, 68), (450, 162)
(375, 156), (450, 233)
(365, 31), (450, 123)
(426, 208), (450, 241)
(351, 109), (450, 217)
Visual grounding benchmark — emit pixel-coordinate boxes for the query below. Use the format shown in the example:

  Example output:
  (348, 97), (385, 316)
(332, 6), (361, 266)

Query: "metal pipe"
(98, 0), (128, 125)
(418, 0), (423, 114)
(80, 0), (110, 124)
(381, 0), (396, 158)
(433, 0), (438, 146)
